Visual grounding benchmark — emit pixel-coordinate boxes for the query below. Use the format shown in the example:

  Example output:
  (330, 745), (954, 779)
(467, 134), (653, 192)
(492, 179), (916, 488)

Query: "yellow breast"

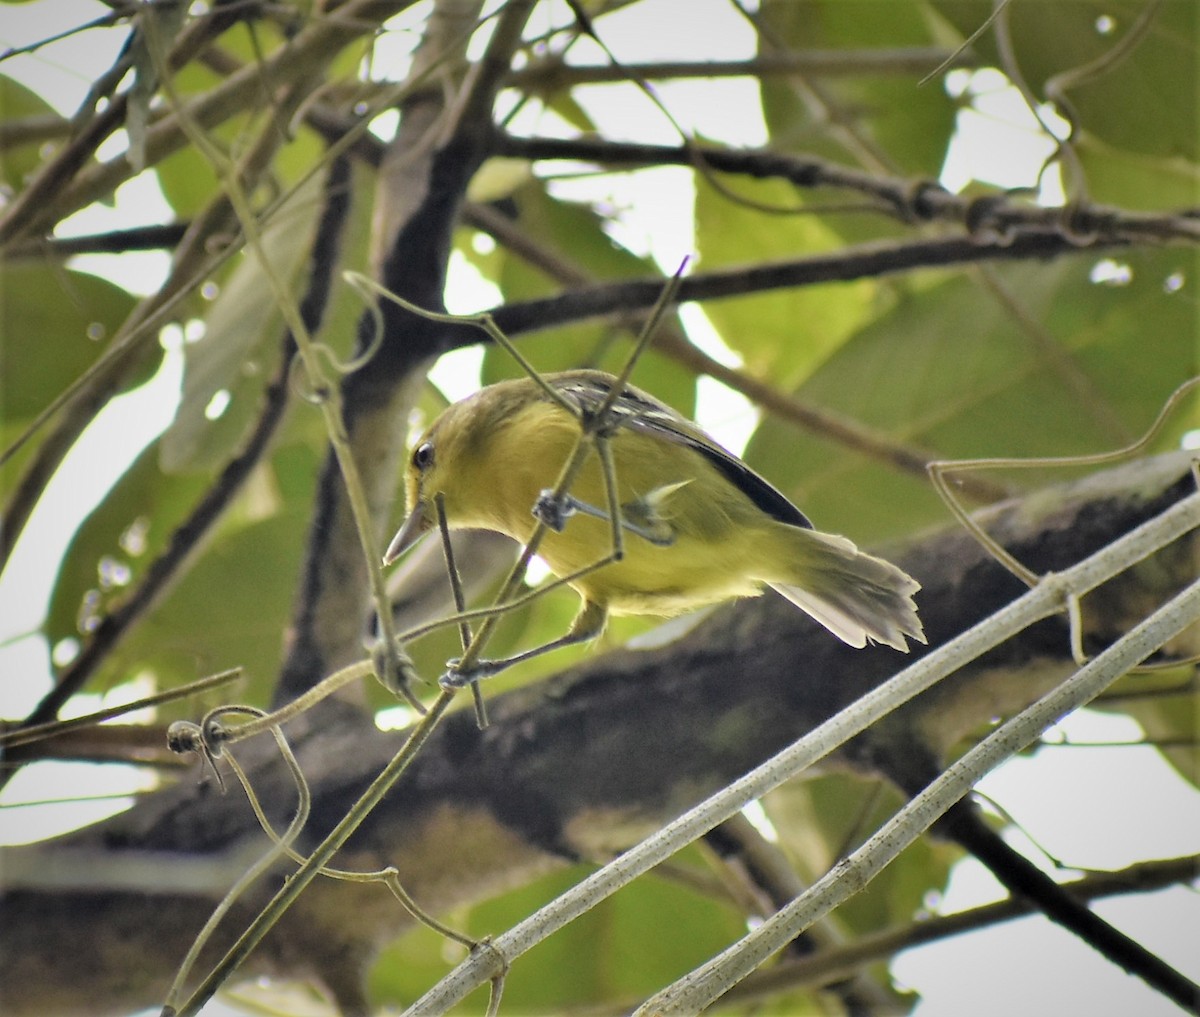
(461, 402), (772, 615)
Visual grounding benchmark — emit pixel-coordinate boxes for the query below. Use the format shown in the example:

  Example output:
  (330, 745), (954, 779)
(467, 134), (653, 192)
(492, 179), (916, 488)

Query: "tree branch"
(275, 0), (536, 703)
(0, 0), (250, 248)
(493, 133), (1200, 243)
(476, 232), (1141, 346)
(0, 1), (424, 249)
(718, 853), (1200, 1009)
(508, 47), (975, 92)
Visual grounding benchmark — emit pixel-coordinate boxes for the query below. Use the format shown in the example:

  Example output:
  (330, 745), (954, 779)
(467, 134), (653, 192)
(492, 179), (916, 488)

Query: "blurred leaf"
(694, 173), (879, 390)
(1097, 668), (1198, 789)
(545, 86), (598, 133)
(151, 52), (240, 219)
(766, 773), (957, 936)
(52, 441), (321, 705)
(155, 139), (222, 220)
(743, 249), (1198, 543)
(0, 263), (139, 423)
(160, 172), (324, 472)
(760, 0), (958, 176)
(44, 435), (210, 693)
(0, 75), (62, 191)
(370, 859), (749, 1013)
(934, 0), (1198, 162)
(1074, 132), (1200, 209)
(466, 157), (533, 203)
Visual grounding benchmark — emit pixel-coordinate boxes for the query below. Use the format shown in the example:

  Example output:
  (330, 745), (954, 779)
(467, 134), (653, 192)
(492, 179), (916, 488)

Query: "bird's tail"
(764, 526), (925, 652)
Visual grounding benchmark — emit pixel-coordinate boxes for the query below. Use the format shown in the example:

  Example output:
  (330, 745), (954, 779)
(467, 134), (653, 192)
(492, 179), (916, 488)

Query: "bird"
(385, 370), (924, 685)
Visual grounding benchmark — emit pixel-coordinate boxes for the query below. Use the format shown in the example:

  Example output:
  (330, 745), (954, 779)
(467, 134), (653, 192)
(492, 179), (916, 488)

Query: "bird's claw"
(440, 658), (506, 689)
(532, 489), (574, 532)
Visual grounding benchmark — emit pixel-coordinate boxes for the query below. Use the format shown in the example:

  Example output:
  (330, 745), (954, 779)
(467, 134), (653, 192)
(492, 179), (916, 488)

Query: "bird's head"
(383, 383), (527, 564)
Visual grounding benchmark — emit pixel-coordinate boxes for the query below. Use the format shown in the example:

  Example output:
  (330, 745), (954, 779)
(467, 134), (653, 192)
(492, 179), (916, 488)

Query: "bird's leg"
(440, 600), (608, 688)
(531, 489), (676, 547)
(619, 490), (679, 547)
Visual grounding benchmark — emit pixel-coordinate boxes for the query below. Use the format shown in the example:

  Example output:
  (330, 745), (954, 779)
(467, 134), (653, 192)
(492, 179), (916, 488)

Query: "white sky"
(0, 3), (1196, 1016)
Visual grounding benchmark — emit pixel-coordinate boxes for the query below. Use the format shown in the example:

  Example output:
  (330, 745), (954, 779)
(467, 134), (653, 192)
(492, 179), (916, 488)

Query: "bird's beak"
(383, 502), (431, 565)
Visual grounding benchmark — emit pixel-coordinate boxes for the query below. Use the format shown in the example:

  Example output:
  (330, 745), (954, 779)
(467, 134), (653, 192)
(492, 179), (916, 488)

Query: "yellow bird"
(386, 370), (924, 684)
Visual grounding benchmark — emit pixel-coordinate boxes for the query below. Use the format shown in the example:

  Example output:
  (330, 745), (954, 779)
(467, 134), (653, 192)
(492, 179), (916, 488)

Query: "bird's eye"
(412, 441), (435, 471)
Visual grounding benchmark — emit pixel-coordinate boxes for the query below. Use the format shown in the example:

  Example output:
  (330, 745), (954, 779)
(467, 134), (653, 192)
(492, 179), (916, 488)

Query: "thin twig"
(645, 578), (1200, 1013)
(0, 668), (242, 749)
(928, 376), (1200, 587)
(434, 493), (488, 727)
(163, 707), (312, 1013)
(511, 48), (973, 92)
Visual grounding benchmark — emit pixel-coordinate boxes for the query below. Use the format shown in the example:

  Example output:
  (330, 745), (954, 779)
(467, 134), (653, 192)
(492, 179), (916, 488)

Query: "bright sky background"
(1, 3), (1196, 1016)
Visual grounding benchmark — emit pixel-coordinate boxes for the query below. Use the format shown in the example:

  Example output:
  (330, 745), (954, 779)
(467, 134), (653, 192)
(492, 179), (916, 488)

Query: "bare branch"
(509, 47), (975, 93)
(494, 133), (1200, 243)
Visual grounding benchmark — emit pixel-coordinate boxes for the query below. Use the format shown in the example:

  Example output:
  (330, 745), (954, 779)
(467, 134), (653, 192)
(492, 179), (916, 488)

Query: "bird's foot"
(439, 658), (507, 689)
(532, 489), (577, 532)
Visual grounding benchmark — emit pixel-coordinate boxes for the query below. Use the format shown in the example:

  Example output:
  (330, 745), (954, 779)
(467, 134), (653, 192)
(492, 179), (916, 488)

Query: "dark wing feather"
(548, 370), (813, 530)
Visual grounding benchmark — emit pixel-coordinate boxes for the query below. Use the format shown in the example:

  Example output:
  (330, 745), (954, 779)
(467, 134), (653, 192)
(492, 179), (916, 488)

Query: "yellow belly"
(475, 420), (773, 615)
(536, 516), (767, 615)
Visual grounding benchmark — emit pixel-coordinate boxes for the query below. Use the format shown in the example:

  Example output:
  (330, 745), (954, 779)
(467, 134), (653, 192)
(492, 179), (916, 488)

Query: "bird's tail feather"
(765, 528), (925, 652)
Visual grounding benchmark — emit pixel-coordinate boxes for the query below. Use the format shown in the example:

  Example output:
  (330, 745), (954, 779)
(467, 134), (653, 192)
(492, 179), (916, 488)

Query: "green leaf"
(1096, 667), (1197, 790)
(743, 249), (1198, 543)
(1074, 132), (1200, 209)
(693, 173), (879, 390)
(768, 772), (957, 927)
(545, 87), (598, 133)
(0, 75), (64, 192)
(759, 0), (958, 176)
(369, 859), (749, 1012)
(43, 436), (211, 692)
(0, 263), (139, 424)
(933, 0), (1198, 162)
(49, 441), (321, 706)
(160, 172), (324, 472)
(466, 157), (534, 203)
(150, 55), (235, 219)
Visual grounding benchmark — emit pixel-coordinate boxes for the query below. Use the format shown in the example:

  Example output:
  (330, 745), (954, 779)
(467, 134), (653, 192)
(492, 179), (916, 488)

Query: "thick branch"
(478, 232), (1137, 343)
(275, 0), (534, 702)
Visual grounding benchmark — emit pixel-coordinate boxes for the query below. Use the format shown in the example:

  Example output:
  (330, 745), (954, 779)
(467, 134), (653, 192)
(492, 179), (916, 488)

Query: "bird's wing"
(550, 370), (813, 530)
